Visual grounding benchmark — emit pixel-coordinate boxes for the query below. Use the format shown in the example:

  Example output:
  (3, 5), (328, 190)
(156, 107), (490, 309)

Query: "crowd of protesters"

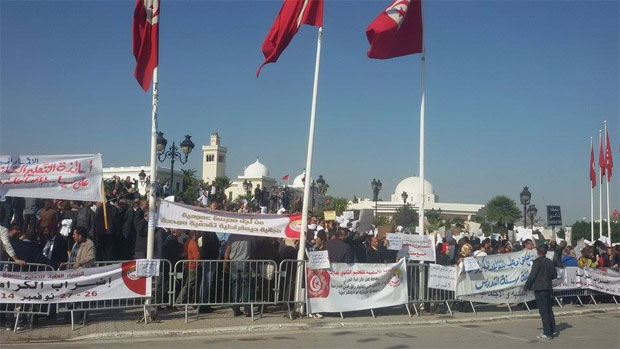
(1, 178), (619, 328)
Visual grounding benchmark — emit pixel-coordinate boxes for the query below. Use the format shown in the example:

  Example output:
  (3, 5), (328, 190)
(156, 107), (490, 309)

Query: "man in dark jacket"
(134, 213), (148, 259)
(524, 245), (558, 340)
(366, 235), (388, 263)
(94, 202), (120, 261)
(42, 225), (68, 269)
(70, 202), (95, 243)
(324, 228), (353, 263)
(549, 240), (565, 268)
(199, 231), (220, 312)
(117, 200), (136, 260)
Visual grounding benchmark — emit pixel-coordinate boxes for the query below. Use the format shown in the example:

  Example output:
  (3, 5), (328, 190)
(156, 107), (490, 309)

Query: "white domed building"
(225, 158), (277, 201)
(348, 176), (484, 221)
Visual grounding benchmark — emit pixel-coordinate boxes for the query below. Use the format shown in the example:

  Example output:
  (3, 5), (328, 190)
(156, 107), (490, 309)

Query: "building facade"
(202, 132), (227, 183)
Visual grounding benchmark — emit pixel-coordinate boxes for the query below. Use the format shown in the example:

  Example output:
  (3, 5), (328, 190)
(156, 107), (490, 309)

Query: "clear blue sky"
(1, 0), (618, 224)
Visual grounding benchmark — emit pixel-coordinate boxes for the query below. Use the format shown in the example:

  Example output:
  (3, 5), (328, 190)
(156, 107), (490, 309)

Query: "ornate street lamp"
(520, 186), (531, 228)
(310, 180), (317, 209)
(527, 205), (538, 229)
(316, 175), (327, 195)
(242, 179), (252, 196)
(371, 179), (382, 218)
(138, 169), (147, 182)
(401, 191), (408, 205)
(157, 133), (194, 195)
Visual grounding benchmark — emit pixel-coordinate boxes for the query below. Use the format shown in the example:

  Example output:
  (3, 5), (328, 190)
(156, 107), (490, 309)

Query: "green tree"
(214, 176), (232, 193)
(181, 169), (198, 190)
(392, 205), (418, 231)
(570, 220), (619, 245)
(486, 195), (521, 229)
(316, 196), (349, 217)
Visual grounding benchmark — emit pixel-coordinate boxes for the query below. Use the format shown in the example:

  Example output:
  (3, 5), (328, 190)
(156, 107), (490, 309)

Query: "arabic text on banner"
(554, 267), (620, 296)
(0, 262), (151, 303)
(455, 249), (537, 296)
(427, 264), (457, 291)
(157, 199), (302, 239)
(307, 259), (408, 313)
(458, 286), (535, 304)
(0, 154), (103, 201)
(395, 234), (436, 262)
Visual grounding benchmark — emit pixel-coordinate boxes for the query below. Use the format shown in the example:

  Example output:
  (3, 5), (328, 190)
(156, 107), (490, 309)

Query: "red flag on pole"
(282, 174), (290, 181)
(590, 141), (596, 188)
(256, 0), (324, 77)
(605, 130), (613, 181)
(366, 0), (423, 59)
(599, 136), (606, 180)
(133, 0), (160, 91)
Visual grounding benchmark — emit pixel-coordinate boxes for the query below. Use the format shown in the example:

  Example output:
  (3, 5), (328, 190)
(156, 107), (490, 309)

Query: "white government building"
(347, 176), (485, 220)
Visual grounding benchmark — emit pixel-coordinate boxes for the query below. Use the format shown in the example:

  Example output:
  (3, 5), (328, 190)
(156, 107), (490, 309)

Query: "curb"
(69, 306), (620, 342)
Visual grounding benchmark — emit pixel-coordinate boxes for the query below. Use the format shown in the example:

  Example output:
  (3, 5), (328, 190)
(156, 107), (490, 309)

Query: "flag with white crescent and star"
(366, 0), (423, 59)
(133, 0), (159, 91)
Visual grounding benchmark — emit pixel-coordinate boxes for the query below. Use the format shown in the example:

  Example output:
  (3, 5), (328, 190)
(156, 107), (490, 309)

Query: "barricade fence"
(172, 260), (278, 322)
(0, 262), (54, 332)
(1, 261), (618, 330)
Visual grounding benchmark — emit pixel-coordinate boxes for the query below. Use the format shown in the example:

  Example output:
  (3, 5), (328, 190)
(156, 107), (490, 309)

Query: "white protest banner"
(463, 257), (480, 272)
(396, 234), (436, 262)
(0, 154), (103, 201)
(552, 267), (580, 290)
(342, 211), (355, 221)
(467, 222), (481, 235)
(458, 286), (534, 304)
(428, 264), (457, 291)
(0, 262), (151, 304)
(516, 228), (533, 242)
(157, 200), (302, 239)
(308, 250), (330, 270)
(386, 233), (403, 251)
(137, 259), (160, 277)
(307, 259), (408, 313)
(456, 249), (537, 296)
(576, 267), (620, 296)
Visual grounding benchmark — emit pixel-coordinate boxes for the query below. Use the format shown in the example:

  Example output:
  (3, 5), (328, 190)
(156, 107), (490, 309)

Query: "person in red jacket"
(175, 231), (201, 305)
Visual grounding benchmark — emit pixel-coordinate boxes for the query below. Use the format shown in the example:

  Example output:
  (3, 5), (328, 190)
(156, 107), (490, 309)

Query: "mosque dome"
(392, 176), (436, 204)
(243, 158), (269, 178)
(292, 171), (312, 188)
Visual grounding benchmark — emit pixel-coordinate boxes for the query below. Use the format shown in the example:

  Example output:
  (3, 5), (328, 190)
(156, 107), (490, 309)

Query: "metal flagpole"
(295, 27), (323, 313)
(604, 121), (611, 242)
(418, 0), (427, 236)
(590, 137), (594, 242)
(599, 130), (603, 241)
(146, 66), (159, 261)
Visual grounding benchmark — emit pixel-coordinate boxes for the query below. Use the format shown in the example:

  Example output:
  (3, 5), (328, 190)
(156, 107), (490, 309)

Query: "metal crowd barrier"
(278, 259), (307, 319)
(172, 259), (278, 322)
(56, 259), (173, 330)
(0, 262), (55, 332)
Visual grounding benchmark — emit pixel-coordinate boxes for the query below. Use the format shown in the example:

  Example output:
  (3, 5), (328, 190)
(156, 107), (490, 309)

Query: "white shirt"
(473, 250), (487, 257)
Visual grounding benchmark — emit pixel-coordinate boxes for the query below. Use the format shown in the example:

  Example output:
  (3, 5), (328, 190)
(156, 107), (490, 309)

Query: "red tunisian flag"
(133, 0), (159, 91)
(366, 0), (423, 59)
(606, 130), (613, 181)
(599, 136), (606, 181)
(590, 141), (596, 188)
(282, 174), (290, 181)
(256, 0), (324, 77)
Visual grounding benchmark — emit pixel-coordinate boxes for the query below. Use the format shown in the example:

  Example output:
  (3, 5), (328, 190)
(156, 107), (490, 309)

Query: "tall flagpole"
(146, 67), (159, 260)
(604, 120), (611, 242)
(590, 137), (594, 242)
(599, 129), (603, 242)
(295, 27), (323, 309)
(417, 0), (426, 236)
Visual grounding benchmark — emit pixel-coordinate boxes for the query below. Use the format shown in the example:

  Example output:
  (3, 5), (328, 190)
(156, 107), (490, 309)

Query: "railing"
(172, 260), (279, 322)
(0, 262), (54, 332)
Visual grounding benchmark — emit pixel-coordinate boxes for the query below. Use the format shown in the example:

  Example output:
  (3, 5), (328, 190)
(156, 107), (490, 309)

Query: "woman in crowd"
(561, 247), (578, 267)
(577, 247), (598, 268)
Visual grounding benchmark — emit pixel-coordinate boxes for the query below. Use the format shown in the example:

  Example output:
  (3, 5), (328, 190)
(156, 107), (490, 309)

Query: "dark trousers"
(535, 290), (556, 336)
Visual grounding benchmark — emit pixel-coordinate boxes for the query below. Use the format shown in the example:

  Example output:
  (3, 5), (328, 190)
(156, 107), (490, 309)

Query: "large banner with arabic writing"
(0, 154), (103, 201)
(455, 249), (537, 297)
(0, 262), (150, 303)
(554, 267), (620, 296)
(306, 259), (408, 313)
(157, 199), (302, 239)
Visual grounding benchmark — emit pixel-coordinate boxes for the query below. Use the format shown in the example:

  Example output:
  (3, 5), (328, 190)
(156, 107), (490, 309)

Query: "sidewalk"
(1, 303), (618, 344)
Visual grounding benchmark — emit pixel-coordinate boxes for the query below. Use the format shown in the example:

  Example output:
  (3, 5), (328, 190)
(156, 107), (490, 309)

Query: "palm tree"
(181, 169), (198, 189)
(486, 195), (521, 229)
(215, 176), (232, 192)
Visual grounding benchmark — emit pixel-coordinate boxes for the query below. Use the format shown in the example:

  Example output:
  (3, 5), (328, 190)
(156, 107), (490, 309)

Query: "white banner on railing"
(0, 154), (103, 201)
(157, 200), (302, 239)
(0, 262), (151, 303)
(307, 259), (408, 313)
(455, 250), (537, 296)
(394, 234), (436, 262)
(553, 267), (620, 296)
(458, 286), (535, 304)
(428, 264), (457, 291)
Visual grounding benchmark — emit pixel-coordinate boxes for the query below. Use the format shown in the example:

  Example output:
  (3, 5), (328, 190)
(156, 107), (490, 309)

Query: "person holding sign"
(524, 245), (558, 340)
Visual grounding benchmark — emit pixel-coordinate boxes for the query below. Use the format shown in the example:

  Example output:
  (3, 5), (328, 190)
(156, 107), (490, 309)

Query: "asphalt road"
(7, 312), (620, 348)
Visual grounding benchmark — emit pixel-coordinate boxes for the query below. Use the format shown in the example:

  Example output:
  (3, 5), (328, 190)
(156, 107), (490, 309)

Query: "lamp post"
(157, 133), (194, 196)
(371, 179), (382, 218)
(519, 186), (531, 228)
(527, 205), (538, 229)
(242, 179), (252, 196)
(401, 191), (408, 206)
(316, 175), (327, 195)
(310, 180), (316, 210)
